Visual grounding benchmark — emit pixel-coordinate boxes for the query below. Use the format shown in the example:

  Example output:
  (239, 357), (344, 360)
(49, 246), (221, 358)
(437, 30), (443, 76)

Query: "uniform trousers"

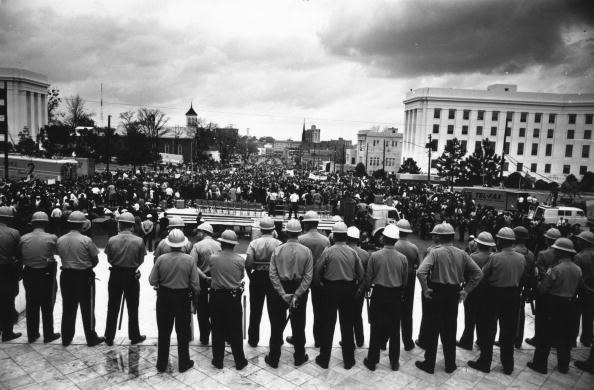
(475, 286), (520, 371)
(60, 269), (101, 345)
(0, 264), (19, 338)
(531, 294), (546, 344)
(195, 277), (211, 344)
(422, 282), (460, 369)
(531, 294), (576, 372)
(367, 286), (403, 365)
(210, 290), (246, 366)
(23, 265), (57, 340)
(417, 293), (429, 348)
(156, 287), (192, 371)
(268, 281), (308, 363)
(248, 270), (273, 345)
(401, 273), (416, 346)
(353, 289), (365, 346)
(318, 280), (357, 367)
(577, 290), (593, 345)
(459, 285), (484, 347)
(311, 286), (324, 346)
(104, 268), (141, 342)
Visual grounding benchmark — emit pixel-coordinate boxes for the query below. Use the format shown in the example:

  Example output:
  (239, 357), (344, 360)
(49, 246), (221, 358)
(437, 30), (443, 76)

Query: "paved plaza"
(1, 235), (593, 389)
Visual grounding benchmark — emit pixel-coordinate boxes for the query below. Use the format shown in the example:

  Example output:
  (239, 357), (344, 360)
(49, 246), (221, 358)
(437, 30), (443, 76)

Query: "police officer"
(103, 212), (147, 346)
(314, 222), (364, 369)
(469, 227), (526, 375)
(574, 231), (594, 347)
(526, 227), (561, 347)
(266, 219), (313, 368)
(458, 231), (495, 350)
(415, 223), (482, 374)
(287, 210), (330, 347)
(149, 229), (200, 373)
(189, 222), (220, 345)
(153, 217), (192, 262)
(394, 219), (420, 351)
(245, 217), (281, 347)
(527, 238), (582, 374)
(57, 210), (104, 347)
(0, 206), (21, 342)
(346, 226), (370, 348)
(209, 230), (248, 370)
(141, 214), (154, 252)
(363, 224), (408, 372)
(19, 211), (60, 343)
(513, 226), (536, 349)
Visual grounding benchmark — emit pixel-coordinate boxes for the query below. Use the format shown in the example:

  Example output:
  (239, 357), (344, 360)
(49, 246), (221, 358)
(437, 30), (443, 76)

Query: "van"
(532, 206), (588, 229)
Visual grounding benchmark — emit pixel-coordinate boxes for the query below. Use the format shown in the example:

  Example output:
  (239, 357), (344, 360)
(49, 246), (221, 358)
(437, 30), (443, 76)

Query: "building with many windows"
(403, 84), (594, 181)
(356, 127), (403, 174)
(302, 125), (321, 144)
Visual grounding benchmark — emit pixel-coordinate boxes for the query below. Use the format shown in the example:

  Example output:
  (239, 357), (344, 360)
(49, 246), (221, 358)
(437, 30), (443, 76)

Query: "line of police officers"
(1, 205), (594, 376)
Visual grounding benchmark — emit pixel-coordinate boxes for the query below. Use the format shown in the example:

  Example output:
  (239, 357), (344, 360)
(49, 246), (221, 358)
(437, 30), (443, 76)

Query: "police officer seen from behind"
(0, 206), (22, 342)
(346, 226), (370, 348)
(189, 222), (220, 346)
(19, 211), (60, 343)
(574, 231), (594, 347)
(57, 211), (104, 347)
(512, 226), (536, 349)
(527, 238), (583, 374)
(149, 229), (200, 373)
(394, 219), (420, 351)
(266, 219), (313, 368)
(468, 227), (526, 375)
(362, 224), (408, 372)
(153, 217), (192, 262)
(209, 230), (248, 370)
(245, 216), (281, 347)
(314, 222), (364, 369)
(103, 212), (147, 346)
(415, 222), (482, 374)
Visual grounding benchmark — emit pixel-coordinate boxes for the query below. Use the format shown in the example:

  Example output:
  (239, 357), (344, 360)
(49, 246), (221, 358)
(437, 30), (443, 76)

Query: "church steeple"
(186, 102), (198, 127)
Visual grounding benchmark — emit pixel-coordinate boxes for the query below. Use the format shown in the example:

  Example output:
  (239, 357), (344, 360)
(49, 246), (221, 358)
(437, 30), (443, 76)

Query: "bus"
(1, 154), (79, 182)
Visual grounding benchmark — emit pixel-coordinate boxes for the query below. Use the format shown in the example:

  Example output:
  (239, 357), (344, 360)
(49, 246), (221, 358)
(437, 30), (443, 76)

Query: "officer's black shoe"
(558, 365), (569, 374)
(575, 360), (594, 374)
(28, 334), (40, 343)
(356, 340), (364, 348)
(525, 337), (536, 347)
(62, 340), (72, 347)
(286, 336), (294, 345)
(44, 333), (60, 344)
(88, 337), (105, 347)
(131, 335), (146, 345)
(391, 361), (400, 371)
(415, 360), (434, 374)
(156, 364), (167, 373)
(200, 339), (209, 346)
(456, 341), (472, 351)
(211, 359), (223, 369)
(344, 360), (355, 370)
(580, 339), (592, 348)
(526, 362), (547, 374)
(294, 354), (309, 367)
(179, 360), (194, 373)
(503, 366), (513, 375)
(494, 340), (500, 347)
(404, 341), (415, 351)
(105, 339), (114, 346)
(363, 358), (376, 371)
(2, 332), (21, 342)
(236, 359), (248, 371)
(315, 355), (328, 369)
(415, 339), (426, 350)
(514, 341), (522, 349)
(445, 364), (457, 374)
(248, 340), (258, 348)
(264, 355), (278, 368)
(468, 360), (490, 373)
(380, 343), (387, 351)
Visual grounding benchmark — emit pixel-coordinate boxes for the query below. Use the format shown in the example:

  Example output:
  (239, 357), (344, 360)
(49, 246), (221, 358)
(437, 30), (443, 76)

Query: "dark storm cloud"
(319, 0), (594, 77)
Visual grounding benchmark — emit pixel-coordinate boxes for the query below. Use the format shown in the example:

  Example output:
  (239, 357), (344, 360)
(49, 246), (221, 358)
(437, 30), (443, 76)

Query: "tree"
(213, 128), (239, 163)
(136, 108), (169, 168)
(238, 135), (259, 162)
(41, 124), (74, 155)
(463, 138), (503, 186)
(64, 95), (94, 128)
(372, 168), (386, 179)
(504, 172), (523, 188)
(434, 138), (466, 185)
(561, 174), (580, 199)
(398, 157), (421, 174)
(580, 171), (594, 192)
(47, 87), (62, 124)
(355, 162), (367, 177)
(118, 111), (154, 169)
(16, 127), (37, 156)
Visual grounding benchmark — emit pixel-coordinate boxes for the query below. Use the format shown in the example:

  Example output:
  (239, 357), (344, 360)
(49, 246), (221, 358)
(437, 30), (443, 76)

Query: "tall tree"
(213, 128), (239, 163)
(16, 127), (38, 156)
(561, 174), (580, 200)
(463, 138), (503, 186)
(118, 111), (153, 170)
(434, 138), (466, 185)
(64, 94), (95, 128)
(47, 87), (62, 124)
(398, 157), (421, 174)
(136, 108), (169, 168)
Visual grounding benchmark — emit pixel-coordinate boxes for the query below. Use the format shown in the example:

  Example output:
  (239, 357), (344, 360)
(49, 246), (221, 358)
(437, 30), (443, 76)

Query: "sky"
(1, 0), (593, 142)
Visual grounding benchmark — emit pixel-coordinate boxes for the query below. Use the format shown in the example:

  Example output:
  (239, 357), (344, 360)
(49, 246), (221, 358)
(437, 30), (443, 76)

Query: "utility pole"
(106, 115), (111, 172)
(499, 115), (511, 185)
(427, 134), (432, 182)
(382, 139), (386, 171)
(1, 81), (9, 179)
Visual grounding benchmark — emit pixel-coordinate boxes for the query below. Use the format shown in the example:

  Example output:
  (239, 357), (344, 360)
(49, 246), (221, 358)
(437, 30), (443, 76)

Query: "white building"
(403, 84), (594, 182)
(356, 127), (403, 174)
(0, 67), (50, 143)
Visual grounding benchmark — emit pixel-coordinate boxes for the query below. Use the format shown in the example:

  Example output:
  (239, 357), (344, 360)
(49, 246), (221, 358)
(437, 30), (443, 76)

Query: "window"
(503, 162), (509, 171)
(177, 145), (182, 154)
(492, 111), (499, 121)
(531, 143), (538, 156)
(586, 114), (593, 125)
(447, 125), (454, 134)
(475, 141), (482, 152)
(477, 110), (485, 121)
(505, 127), (511, 136)
(535, 113), (542, 123)
(531, 163), (537, 172)
(490, 127), (497, 136)
(476, 126), (483, 135)
(519, 127), (526, 137)
(565, 145), (573, 157)
(563, 165), (571, 174)
(545, 164), (551, 173)
(488, 141), (496, 151)
(583, 145), (590, 158)
(462, 125), (468, 135)
(549, 114), (556, 124)
(533, 128), (540, 138)
(568, 129), (575, 139)
(0, 115), (4, 122)
(164, 144), (170, 153)
(520, 112), (528, 122)
(580, 166), (588, 175)
(545, 144), (552, 156)
(461, 140), (467, 153)
(448, 109), (456, 120)
(432, 124), (439, 134)
(517, 143), (524, 155)
(585, 130), (592, 139)
(0, 99), (4, 106)
(569, 114), (576, 124)
(517, 163), (523, 172)
(463, 110), (470, 120)
(503, 142), (510, 154)
(433, 109), (441, 119)
(547, 129), (554, 138)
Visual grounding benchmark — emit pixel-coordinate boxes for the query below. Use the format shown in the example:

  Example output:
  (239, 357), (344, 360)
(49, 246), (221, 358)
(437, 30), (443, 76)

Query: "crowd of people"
(0, 161), (593, 378)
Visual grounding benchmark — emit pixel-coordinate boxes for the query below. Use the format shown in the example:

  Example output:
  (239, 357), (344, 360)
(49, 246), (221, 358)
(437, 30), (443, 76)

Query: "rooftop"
(0, 67), (50, 87)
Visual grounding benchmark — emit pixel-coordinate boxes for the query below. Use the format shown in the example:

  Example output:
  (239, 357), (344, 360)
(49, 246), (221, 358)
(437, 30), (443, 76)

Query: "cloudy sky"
(1, 0), (592, 141)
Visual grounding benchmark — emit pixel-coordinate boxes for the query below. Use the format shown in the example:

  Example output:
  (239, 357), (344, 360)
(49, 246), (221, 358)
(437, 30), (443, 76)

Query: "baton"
(118, 292), (126, 331)
(242, 295), (247, 340)
(365, 290), (372, 324)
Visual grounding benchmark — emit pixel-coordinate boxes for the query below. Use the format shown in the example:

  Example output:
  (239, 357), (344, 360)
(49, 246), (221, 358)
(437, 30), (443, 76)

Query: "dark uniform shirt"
(57, 230), (99, 269)
(209, 249), (245, 290)
(104, 230), (146, 268)
(348, 244), (370, 271)
(269, 239), (313, 298)
(536, 247), (557, 280)
(190, 236), (221, 273)
(471, 250), (492, 269)
(481, 248), (526, 288)
(149, 251), (200, 294)
(365, 245), (408, 288)
(539, 259), (582, 297)
(394, 238), (420, 274)
(19, 228), (57, 268)
(314, 242), (364, 285)
(0, 222), (20, 265)
(246, 234), (282, 271)
(575, 248), (594, 290)
(299, 229), (330, 264)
